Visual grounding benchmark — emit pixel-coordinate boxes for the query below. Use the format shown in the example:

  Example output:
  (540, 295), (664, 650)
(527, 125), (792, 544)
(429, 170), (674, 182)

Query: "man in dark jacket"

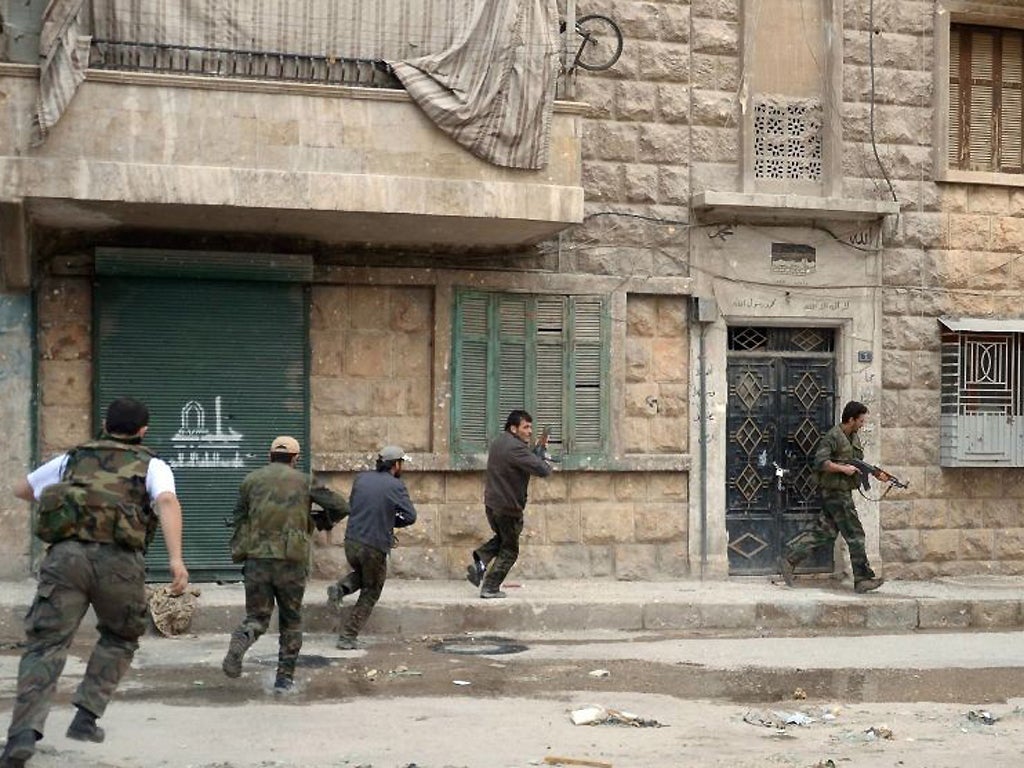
(466, 410), (552, 599)
(327, 445), (417, 650)
(221, 436), (348, 691)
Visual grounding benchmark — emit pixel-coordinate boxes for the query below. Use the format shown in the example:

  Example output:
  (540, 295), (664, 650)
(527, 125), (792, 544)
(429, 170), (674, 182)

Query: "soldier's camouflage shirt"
(231, 462), (348, 564)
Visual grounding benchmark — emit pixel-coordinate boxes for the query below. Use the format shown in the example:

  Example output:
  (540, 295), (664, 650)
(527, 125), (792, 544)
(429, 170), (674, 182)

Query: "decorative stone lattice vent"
(753, 97), (823, 181)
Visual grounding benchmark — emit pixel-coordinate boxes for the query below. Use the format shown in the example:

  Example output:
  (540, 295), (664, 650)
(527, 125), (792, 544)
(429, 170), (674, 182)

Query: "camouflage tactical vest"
(35, 439), (157, 551)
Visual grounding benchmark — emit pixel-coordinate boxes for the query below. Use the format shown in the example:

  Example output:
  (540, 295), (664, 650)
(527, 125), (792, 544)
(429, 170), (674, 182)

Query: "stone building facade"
(2, 0), (1024, 583)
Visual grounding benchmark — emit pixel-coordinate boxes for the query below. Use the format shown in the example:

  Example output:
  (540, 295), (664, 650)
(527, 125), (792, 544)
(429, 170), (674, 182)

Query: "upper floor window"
(451, 290), (609, 461)
(949, 24), (1024, 174)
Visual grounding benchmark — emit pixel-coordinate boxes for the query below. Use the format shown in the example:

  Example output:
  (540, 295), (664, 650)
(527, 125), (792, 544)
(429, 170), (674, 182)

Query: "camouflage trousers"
(8, 540), (148, 740)
(338, 540), (388, 641)
(785, 491), (877, 580)
(229, 559), (307, 680)
(473, 508), (524, 592)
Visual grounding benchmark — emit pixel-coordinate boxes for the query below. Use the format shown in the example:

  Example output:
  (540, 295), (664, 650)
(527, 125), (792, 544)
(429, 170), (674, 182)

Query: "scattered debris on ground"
(570, 705), (664, 728)
(966, 709), (998, 725)
(864, 725), (894, 740)
(543, 756), (613, 767)
(388, 665), (423, 677)
(743, 709), (816, 729)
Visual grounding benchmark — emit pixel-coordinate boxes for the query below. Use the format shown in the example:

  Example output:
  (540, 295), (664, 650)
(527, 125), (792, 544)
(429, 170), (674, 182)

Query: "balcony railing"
(89, 40), (402, 89)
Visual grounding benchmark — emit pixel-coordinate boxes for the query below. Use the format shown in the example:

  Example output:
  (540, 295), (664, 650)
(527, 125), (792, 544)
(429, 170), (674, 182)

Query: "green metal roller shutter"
(94, 254), (310, 582)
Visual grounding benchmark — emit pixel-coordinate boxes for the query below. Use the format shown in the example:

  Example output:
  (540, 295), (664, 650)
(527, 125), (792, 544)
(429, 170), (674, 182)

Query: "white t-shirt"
(26, 453), (177, 502)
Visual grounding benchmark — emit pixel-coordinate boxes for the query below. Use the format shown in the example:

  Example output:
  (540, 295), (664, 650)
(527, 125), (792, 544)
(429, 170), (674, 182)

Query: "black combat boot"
(66, 707), (105, 743)
(274, 651), (298, 693)
(335, 635), (364, 650)
(854, 577), (884, 593)
(273, 674), (294, 693)
(465, 556), (486, 587)
(0, 729), (38, 768)
(221, 629), (255, 678)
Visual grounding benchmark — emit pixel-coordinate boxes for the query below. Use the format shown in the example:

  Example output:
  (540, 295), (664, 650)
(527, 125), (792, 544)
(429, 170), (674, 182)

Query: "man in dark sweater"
(467, 410), (552, 599)
(327, 446), (416, 649)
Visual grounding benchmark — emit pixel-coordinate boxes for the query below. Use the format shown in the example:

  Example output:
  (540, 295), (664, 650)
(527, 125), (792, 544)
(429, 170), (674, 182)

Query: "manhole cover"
(431, 635), (527, 655)
(253, 654), (334, 668)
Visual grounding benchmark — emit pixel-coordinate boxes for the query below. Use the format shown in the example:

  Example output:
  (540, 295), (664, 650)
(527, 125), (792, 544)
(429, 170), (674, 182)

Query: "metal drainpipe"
(28, 277), (41, 569)
(698, 322), (708, 581)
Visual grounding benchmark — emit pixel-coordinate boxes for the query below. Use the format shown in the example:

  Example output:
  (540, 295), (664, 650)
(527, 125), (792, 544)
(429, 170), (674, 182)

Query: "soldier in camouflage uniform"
(0, 397), (188, 768)
(327, 446), (416, 650)
(221, 436), (348, 691)
(780, 401), (885, 594)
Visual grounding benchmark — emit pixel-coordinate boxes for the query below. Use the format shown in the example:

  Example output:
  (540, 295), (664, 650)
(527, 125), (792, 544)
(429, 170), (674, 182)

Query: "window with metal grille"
(940, 326), (1024, 466)
(727, 326), (835, 354)
(949, 24), (1024, 173)
(451, 290), (608, 460)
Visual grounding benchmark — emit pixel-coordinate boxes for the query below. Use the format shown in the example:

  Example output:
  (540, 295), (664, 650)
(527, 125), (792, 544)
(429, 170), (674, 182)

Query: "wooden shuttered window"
(950, 24), (1024, 173)
(452, 290), (609, 459)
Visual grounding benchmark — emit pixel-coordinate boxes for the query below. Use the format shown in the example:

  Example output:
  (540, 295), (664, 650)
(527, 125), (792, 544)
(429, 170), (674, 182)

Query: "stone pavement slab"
(1, 574), (1023, 639)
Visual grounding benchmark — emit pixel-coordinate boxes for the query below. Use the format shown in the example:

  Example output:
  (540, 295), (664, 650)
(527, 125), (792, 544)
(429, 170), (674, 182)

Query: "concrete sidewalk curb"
(1, 576), (1022, 638)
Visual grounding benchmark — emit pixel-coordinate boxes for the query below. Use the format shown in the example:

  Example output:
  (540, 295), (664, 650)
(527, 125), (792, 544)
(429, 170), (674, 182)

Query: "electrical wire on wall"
(569, 208), (1024, 298)
(869, 0), (899, 204)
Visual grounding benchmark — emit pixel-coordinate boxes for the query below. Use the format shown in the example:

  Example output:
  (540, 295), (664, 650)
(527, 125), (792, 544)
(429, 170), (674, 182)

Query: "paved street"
(2, 627), (1024, 767)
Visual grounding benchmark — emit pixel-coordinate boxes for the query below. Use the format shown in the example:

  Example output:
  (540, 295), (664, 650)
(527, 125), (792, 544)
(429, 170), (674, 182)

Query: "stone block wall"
(310, 284), (433, 455)
(0, 293), (33, 578)
(624, 294), (689, 453)
(571, 0), (699, 278)
(36, 275), (93, 456)
(311, 468), (689, 582)
(839, 0), (1024, 578)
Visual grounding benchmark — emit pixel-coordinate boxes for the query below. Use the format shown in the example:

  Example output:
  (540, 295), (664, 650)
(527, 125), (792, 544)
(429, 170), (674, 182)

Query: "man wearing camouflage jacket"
(221, 435), (348, 691)
(780, 400), (884, 594)
(1, 397), (188, 768)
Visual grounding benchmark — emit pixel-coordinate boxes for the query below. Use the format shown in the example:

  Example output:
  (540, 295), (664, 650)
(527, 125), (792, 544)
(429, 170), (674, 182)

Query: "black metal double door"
(725, 337), (836, 575)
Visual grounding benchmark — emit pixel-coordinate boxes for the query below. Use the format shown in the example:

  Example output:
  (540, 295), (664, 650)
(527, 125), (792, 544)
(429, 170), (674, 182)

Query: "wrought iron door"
(725, 327), (836, 575)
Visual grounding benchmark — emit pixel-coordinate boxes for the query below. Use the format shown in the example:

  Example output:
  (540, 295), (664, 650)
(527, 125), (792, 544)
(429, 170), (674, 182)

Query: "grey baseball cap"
(379, 445), (411, 462)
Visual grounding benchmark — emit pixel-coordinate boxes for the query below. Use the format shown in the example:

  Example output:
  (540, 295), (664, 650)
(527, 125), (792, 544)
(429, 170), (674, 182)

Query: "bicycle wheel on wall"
(574, 14), (623, 72)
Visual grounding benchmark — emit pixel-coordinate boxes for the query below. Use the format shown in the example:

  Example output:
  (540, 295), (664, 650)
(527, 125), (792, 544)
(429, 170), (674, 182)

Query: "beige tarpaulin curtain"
(34, 0), (560, 169)
(389, 0), (559, 170)
(35, 0), (91, 143)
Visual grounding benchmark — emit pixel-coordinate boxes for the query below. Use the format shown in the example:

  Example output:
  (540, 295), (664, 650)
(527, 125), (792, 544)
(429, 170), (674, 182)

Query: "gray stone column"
(0, 292), (33, 577)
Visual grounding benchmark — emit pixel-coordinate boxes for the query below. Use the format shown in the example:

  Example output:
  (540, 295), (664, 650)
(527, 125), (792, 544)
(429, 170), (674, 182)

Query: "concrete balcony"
(0, 64), (584, 251)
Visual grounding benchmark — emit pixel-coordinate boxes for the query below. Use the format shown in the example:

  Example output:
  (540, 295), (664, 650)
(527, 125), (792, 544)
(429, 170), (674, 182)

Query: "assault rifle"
(842, 458), (908, 494)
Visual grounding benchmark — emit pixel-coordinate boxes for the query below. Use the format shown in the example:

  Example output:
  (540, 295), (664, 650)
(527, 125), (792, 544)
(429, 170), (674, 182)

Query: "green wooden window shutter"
(498, 295), (528, 420)
(453, 290), (608, 459)
(453, 292), (490, 452)
(534, 296), (567, 449)
(570, 297), (606, 451)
